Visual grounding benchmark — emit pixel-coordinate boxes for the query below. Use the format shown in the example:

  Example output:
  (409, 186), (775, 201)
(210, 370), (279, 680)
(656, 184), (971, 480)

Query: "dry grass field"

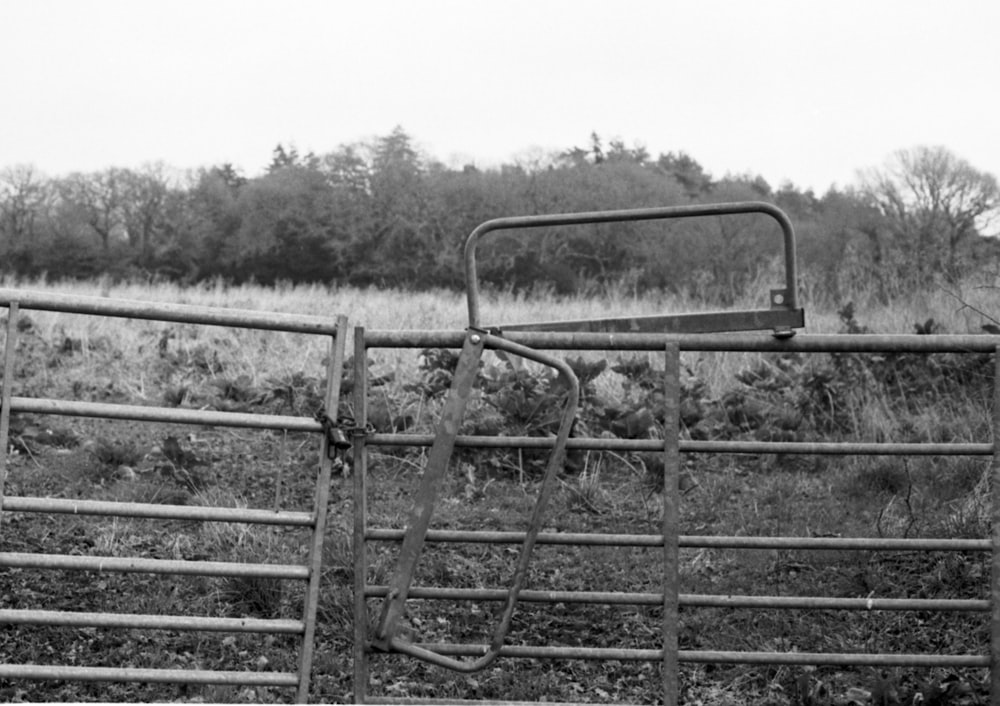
(2, 274), (1000, 703)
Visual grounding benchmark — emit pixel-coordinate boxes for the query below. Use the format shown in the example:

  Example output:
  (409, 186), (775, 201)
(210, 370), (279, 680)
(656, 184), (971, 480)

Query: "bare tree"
(860, 146), (1000, 281)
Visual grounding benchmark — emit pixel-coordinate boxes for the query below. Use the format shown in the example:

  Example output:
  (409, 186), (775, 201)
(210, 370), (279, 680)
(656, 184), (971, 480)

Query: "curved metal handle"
(374, 333), (580, 672)
(463, 201), (799, 329)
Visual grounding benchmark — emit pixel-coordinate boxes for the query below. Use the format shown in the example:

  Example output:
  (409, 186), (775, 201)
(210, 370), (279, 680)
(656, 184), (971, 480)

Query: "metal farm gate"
(2, 202), (1000, 704)
(0, 291), (348, 702)
(351, 204), (1000, 705)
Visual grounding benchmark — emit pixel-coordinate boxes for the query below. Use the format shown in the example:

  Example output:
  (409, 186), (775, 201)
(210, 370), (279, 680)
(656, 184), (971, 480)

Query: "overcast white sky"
(1, 0), (997, 193)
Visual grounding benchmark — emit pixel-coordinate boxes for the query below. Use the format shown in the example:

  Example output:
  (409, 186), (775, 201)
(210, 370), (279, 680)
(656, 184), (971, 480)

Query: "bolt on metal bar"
(0, 664), (300, 686)
(2, 496), (314, 525)
(0, 288), (340, 335)
(0, 551), (309, 579)
(0, 609), (305, 633)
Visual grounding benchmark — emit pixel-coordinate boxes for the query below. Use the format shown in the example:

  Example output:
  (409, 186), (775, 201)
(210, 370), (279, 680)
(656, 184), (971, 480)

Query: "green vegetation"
(1, 278), (999, 703)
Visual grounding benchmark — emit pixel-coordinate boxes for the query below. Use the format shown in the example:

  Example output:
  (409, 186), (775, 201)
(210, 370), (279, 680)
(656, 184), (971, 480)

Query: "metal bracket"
(371, 330), (580, 672)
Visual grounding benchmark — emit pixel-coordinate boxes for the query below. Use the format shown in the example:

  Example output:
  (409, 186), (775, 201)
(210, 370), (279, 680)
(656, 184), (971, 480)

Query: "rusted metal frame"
(462, 202), (800, 330)
(297, 317), (348, 703)
(0, 663), (299, 685)
(374, 333), (581, 673)
(10, 396), (321, 431)
(380, 642), (987, 667)
(367, 528), (988, 552)
(0, 301), (18, 530)
(372, 330), (488, 654)
(0, 551), (309, 578)
(0, 288), (340, 335)
(364, 328), (1000, 354)
(662, 343), (679, 703)
(3, 496), (314, 525)
(369, 433), (992, 456)
(365, 585), (988, 612)
(353, 327), (371, 704)
(992, 346), (1000, 700)
(0, 608), (304, 633)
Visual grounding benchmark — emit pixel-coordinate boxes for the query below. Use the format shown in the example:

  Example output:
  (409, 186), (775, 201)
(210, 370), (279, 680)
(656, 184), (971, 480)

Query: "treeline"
(1, 128), (997, 304)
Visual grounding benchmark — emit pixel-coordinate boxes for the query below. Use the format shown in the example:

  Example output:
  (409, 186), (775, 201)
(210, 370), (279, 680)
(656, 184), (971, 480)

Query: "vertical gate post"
(0, 302), (19, 530)
(663, 342), (680, 704)
(296, 316), (348, 703)
(992, 346), (1000, 700)
(352, 328), (370, 704)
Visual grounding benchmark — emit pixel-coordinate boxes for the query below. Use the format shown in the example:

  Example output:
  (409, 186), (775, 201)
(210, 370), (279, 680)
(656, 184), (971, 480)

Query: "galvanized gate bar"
(352, 327), (371, 704)
(0, 288), (341, 335)
(0, 301), (18, 529)
(367, 433), (993, 456)
(365, 329), (1000, 353)
(9, 396), (322, 431)
(992, 345), (1000, 697)
(0, 609), (305, 633)
(0, 664), (300, 685)
(363, 585), (989, 612)
(662, 342), (679, 703)
(297, 318), (348, 702)
(366, 528), (989, 551)
(462, 202), (801, 332)
(3, 496), (314, 525)
(0, 551), (310, 578)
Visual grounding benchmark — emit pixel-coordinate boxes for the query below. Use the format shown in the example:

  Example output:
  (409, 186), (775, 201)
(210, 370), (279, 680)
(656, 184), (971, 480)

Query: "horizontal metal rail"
(364, 329), (1000, 353)
(366, 528), (989, 552)
(9, 396), (320, 432)
(0, 552), (310, 579)
(0, 609), (304, 633)
(2, 496), (314, 525)
(0, 288), (340, 335)
(367, 433), (992, 456)
(0, 663), (299, 685)
(365, 586), (988, 612)
(375, 643), (988, 668)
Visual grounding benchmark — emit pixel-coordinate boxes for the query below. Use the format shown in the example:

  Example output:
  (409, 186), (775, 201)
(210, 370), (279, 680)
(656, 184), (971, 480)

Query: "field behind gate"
(1, 275), (1000, 704)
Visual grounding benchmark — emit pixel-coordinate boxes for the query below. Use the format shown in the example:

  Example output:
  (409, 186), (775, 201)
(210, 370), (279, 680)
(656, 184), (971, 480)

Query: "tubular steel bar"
(662, 343), (679, 703)
(0, 288), (340, 335)
(0, 609), (304, 633)
(9, 396), (321, 431)
(352, 329), (371, 704)
(296, 316), (348, 702)
(366, 528), (989, 552)
(992, 346), (1000, 697)
(0, 301), (17, 529)
(364, 585), (988, 612)
(364, 329), (1000, 353)
(2, 496), (314, 525)
(0, 552), (309, 578)
(0, 664), (299, 686)
(368, 433), (993, 456)
(462, 202), (801, 332)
